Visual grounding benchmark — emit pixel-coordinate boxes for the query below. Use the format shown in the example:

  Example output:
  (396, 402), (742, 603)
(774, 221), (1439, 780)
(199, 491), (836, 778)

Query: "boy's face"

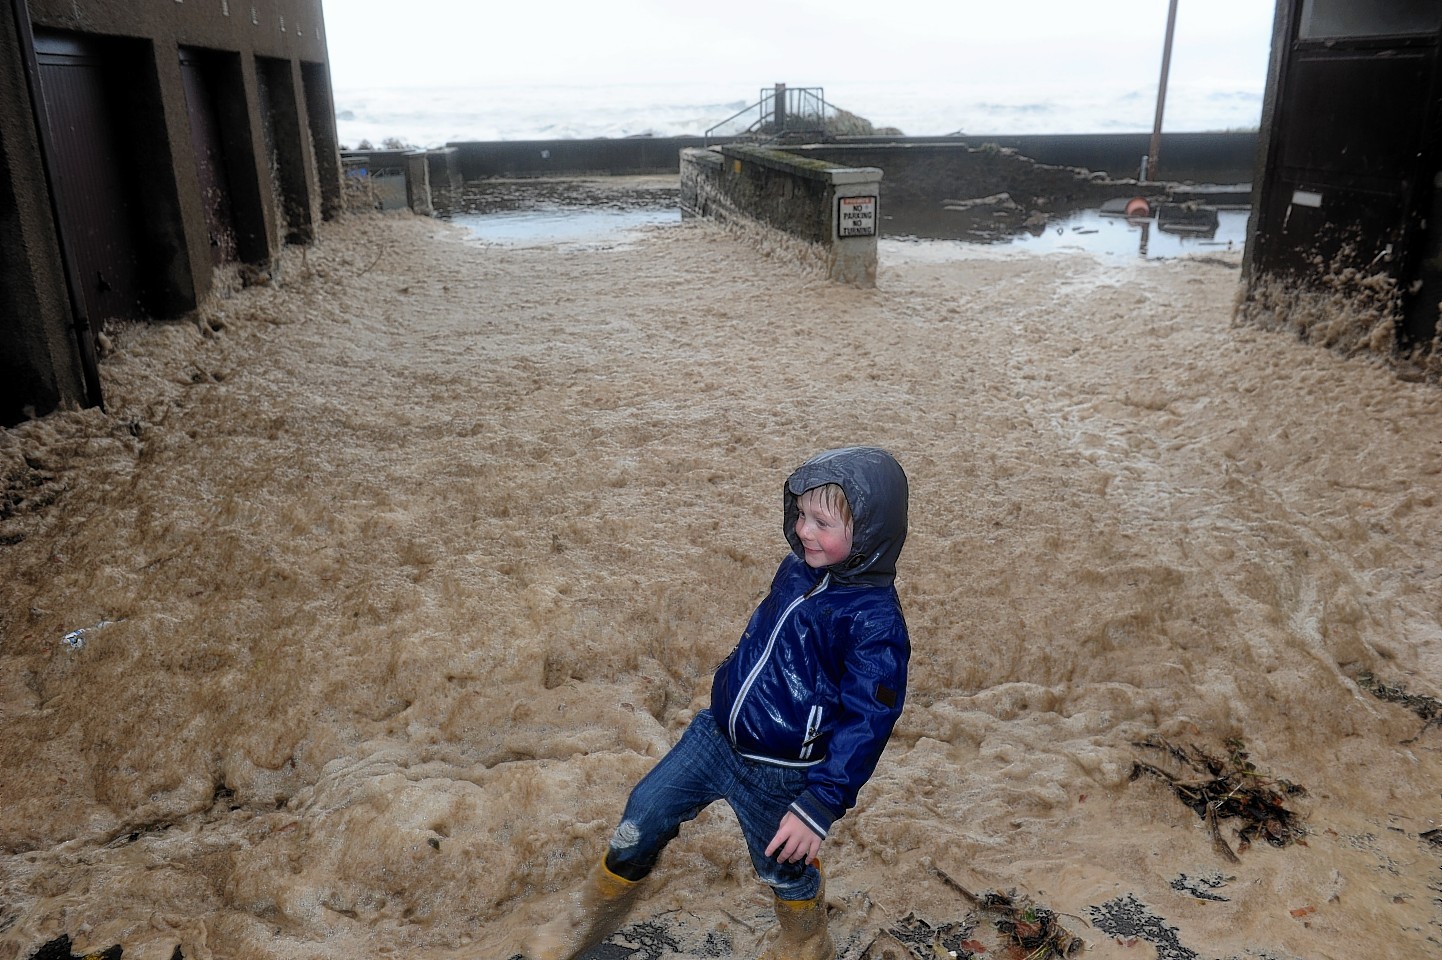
(794, 488), (853, 568)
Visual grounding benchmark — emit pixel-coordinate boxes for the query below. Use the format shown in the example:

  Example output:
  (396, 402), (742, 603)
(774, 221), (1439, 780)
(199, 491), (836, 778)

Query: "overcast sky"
(323, 0), (1278, 94)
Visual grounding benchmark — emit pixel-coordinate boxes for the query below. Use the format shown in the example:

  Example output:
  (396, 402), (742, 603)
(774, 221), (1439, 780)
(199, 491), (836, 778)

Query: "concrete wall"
(681, 145), (881, 287)
(449, 136), (731, 179)
(782, 142), (1127, 215)
(786, 137), (1255, 210)
(447, 131), (1256, 183)
(27, 0), (328, 49)
(339, 149), (439, 216)
(1, 0), (341, 424)
(0, 3), (89, 423)
(27, 0), (337, 297)
(941, 131), (1256, 185)
(427, 147), (463, 214)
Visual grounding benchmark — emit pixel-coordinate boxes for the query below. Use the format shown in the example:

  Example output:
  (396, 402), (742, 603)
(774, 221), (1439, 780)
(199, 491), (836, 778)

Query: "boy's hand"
(765, 812), (822, 864)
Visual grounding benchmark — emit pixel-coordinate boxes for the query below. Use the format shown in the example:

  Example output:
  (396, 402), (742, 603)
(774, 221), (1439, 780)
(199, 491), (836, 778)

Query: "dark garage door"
(34, 32), (146, 328)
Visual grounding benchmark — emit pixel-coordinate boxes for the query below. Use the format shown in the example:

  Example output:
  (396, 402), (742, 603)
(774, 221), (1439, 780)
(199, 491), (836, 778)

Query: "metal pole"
(1147, 0), (1180, 182)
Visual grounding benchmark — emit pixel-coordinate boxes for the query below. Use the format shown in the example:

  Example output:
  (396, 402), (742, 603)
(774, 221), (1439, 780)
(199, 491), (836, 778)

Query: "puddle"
(998, 207), (1248, 259)
(886, 207), (1250, 262)
(446, 196), (1245, 261)
(448, 207), (681, 248)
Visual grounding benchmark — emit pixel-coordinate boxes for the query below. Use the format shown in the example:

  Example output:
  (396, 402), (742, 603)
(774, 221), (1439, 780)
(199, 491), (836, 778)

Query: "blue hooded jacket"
(709, 446), (910, 839)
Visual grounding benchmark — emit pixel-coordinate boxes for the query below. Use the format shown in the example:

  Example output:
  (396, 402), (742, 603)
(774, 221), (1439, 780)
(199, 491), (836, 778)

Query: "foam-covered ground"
(2, 205), (1439, 960)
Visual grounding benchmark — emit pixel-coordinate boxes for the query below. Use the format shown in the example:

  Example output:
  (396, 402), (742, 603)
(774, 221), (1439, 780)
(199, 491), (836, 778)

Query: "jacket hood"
(784, 446), (908, 587)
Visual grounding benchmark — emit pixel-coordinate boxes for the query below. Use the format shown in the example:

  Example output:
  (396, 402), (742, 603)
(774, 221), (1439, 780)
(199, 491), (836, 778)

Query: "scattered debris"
(861, 912), (980, 959)
(1130, 737), (1308, 863)
(1157, 202), (1220, 236)
(506, 915), (728, 960)
(1090, 894), (1198, 960)
(943, 193), (1022, 213)
(925, 861), (1085, 958)
(1357, 672), (1442, 744)
(1100, 196), (1155, 218)
(60, 619), (123, 651)
(584, 918), (687, 959)
(1169, 871), (1234, 902)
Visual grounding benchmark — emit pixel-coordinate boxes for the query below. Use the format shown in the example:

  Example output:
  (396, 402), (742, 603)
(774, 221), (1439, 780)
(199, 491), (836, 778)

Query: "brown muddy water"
(2, 179), (1441, 960)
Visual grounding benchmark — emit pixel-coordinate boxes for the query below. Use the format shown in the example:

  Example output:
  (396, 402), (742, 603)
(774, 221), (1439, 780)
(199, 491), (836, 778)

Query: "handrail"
(705, 85), (837, 144)
(705, 99), (768, 143)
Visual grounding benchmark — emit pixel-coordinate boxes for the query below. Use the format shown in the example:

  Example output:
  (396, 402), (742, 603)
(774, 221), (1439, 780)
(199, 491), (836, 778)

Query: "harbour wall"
(447, 131), (1257, 184)
(680, 145), (881, 287)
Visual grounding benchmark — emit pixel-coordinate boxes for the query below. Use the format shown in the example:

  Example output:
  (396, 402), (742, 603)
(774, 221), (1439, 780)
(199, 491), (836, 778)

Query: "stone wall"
(447, 131), (1256, 182)
(681, 145), (881, 287)
(785, 142), (1135, 211)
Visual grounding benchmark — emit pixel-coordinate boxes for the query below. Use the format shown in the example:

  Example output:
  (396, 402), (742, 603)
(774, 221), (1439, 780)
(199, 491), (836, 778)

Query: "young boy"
(529, 446), (910, 960)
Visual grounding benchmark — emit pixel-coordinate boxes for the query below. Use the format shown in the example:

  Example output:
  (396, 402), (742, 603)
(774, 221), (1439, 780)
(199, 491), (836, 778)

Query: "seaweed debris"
(1357, 671), (1442, 744)
(1168, 871), (1234, 902)
(923, 861), (1085, 959)
(863, 912), (981, 960)
(1130, 737), (1308, 864)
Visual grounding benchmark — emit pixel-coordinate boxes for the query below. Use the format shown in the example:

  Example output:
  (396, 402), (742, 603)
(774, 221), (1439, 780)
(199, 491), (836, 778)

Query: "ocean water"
(333, 78), (1264, 148)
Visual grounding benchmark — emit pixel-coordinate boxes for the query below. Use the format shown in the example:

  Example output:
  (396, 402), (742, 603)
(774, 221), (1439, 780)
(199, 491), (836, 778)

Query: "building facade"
(1, 0), (341, 425)
(1243, 0), (1442, 358)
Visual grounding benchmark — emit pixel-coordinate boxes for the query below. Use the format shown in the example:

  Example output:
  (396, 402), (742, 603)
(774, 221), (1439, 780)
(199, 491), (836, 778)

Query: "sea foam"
(333, 78), (1264, 148)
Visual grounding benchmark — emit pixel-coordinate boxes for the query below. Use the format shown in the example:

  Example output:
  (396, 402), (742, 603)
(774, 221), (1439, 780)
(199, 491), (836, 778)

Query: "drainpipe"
(1147, 0), (1180, 183)
(11, 0), (105, 411)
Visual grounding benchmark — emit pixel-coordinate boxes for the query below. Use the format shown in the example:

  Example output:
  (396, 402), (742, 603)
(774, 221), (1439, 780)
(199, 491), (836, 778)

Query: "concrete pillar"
(404, 150), (433, 216)
(828, 168), (881, 288)
(426, 147), (462, 214)
(301, 60), (343, 221)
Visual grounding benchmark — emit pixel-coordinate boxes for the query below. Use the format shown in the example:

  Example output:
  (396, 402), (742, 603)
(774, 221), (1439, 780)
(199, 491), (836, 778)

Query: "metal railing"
(705, 84), (838, 144)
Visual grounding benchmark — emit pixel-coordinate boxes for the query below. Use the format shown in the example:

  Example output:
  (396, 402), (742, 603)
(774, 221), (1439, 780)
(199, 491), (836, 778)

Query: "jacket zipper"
(800, 705), (824, 760)
(728, 571), (830, 746)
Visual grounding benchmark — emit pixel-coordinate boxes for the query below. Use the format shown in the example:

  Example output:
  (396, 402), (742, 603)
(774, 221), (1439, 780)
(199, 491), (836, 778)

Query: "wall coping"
(717, 144), (882, 185)
(681, 147), (724, 170)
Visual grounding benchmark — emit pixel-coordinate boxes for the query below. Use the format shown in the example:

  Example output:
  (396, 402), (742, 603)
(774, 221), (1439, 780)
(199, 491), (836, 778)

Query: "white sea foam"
(333, 78), (1264, 148)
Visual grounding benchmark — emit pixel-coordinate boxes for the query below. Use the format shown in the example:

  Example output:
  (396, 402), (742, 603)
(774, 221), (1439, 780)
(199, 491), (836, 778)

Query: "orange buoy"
(1125, 197), (1151, 218)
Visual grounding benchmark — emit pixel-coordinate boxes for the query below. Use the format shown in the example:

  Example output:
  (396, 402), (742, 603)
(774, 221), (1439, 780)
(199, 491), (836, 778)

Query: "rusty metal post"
(1147, 0), (1180, 182)
(774, 82), (787, 131)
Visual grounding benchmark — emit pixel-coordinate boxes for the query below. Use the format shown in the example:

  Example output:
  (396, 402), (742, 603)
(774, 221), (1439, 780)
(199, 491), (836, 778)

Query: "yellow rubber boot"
(757, 869), (834, 960)
(525, 856), (642, 960)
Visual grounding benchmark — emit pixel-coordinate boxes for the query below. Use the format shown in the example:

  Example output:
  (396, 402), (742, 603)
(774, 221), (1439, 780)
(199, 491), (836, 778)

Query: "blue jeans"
(604, 709), (821, 901)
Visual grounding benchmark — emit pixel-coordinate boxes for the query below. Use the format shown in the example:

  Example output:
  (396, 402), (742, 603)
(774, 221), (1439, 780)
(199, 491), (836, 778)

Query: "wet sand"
(1, 194), (1440, 960)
